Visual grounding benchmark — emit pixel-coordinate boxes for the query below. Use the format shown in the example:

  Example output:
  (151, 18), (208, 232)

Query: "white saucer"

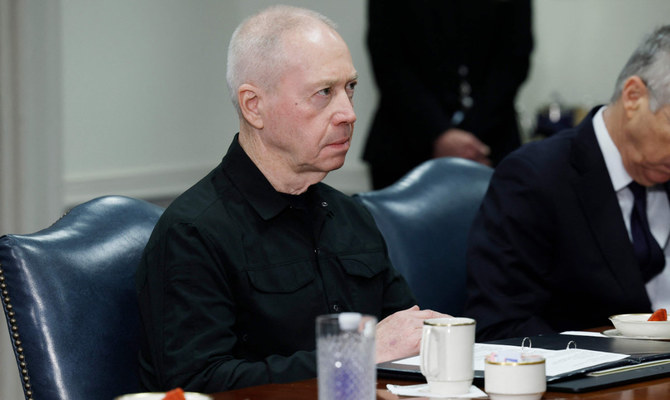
(602, 328), (670, 341)
(386, 383), (488, 398)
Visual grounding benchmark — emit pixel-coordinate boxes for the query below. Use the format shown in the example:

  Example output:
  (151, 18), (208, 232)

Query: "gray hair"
(611, 25), (670, 111)
(226, 5), (338, 115)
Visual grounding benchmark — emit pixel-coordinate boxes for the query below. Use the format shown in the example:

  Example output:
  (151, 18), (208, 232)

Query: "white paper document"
(393, 343), (629, 378)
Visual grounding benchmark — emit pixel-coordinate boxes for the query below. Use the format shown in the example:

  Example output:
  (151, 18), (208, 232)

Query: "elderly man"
(465, 25), (670, 341)
(136, 5), (446, 392)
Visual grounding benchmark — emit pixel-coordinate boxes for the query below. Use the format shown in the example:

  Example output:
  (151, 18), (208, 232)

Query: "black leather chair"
(354, 157), (493, 316)
(0, 195), (164, 400)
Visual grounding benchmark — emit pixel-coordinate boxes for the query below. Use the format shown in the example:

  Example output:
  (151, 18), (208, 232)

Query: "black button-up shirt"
(136, 135), (415, 392)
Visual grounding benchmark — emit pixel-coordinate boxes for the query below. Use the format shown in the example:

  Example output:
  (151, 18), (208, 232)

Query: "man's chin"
(322, 157), (347, 173)
(644, 170), (670, 185)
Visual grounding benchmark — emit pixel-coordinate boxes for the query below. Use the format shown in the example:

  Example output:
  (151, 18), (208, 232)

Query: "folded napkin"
(386, 383), (487, 398)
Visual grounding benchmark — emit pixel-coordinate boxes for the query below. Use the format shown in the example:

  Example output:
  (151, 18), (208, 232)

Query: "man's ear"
(238, 83), (264, 129)
(621, 76), (649, 118)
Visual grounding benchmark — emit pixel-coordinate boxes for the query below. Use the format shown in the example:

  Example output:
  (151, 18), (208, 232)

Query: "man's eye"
(318, 88), (332, 96)
(346, 82), (357, 99)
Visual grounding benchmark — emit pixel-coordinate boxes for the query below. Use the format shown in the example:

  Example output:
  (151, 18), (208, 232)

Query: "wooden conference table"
(210, 326), (670, 399)
(210, 375), (670, 400)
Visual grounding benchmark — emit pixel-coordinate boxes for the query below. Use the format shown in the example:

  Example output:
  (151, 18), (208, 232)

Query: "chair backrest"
(354, 157), (493, 316)
(0, 195), (164, 400)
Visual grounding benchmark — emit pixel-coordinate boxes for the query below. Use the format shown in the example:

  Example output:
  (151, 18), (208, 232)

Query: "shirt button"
(321, 201), (328, 207)
(332, 304), (341, 312)
(314, 248), (320, 255)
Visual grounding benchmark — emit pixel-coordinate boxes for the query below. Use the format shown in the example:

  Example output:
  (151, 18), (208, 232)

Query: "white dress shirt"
(593, 106), (670, 310)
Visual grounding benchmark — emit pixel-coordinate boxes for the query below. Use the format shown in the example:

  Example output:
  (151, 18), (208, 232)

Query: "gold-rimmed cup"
(419, 317), (476, 396)
(484, 353), (546, 400)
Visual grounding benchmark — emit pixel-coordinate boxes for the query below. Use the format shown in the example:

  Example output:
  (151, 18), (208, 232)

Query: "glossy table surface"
(209, 375), (670, 400)
(209, 326), (670, 399)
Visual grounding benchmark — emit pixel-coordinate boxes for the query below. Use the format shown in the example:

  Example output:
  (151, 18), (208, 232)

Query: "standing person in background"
(364, 0), (533, 189)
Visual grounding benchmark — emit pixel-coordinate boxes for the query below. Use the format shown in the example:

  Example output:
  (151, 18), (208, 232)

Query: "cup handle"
(420, 328), (438, 378)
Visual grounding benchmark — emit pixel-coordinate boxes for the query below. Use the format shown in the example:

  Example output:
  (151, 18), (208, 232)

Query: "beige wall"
(517, 0), (670, 135)
(58, 0), (670, 208)
(61, 0), (374, 207)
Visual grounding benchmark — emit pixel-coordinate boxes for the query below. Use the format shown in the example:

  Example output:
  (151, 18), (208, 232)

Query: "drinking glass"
(316, 313), (377, 400)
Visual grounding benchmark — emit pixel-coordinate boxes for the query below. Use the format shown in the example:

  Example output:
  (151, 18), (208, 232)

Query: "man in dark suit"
(363, 0), (533, 189)
(465, 25), (670, 341)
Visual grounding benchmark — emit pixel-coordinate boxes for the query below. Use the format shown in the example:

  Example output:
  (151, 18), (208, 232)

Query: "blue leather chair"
(354, 157), (493, 316)
(0, 195), (164, 400)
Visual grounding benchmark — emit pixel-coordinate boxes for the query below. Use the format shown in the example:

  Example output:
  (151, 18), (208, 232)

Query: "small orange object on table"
(648, 308), (668, 321)
(163, 388), (185, 400)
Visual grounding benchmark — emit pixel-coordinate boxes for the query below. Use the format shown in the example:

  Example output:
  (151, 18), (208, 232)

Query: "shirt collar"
(220, 134), (291, 220)
(219, 134), (328, 221)
(593, 106), (633, 192)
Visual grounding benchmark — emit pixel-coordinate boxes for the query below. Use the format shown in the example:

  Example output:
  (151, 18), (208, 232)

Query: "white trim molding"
(64, 162), (372, 208)
(0, 0), (64, 235)
(64, 164), (215, 208)
(0, 2), (63, 398)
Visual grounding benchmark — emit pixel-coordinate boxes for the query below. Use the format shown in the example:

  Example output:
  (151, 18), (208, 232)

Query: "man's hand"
(433, 128), (491, 166)
(375, 305), (451, 363)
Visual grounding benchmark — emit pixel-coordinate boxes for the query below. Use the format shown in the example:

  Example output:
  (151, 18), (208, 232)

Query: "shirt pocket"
(338, 251), (388, 278)
(242, 263), (319, 352)
(337, 251), (389, 315)
(247, 261), (316, 293)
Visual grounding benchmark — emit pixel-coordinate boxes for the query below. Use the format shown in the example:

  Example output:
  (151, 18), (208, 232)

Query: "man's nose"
(333, 92), (357, 125)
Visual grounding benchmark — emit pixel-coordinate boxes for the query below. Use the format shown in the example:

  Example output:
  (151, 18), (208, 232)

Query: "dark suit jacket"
(364, 0), (533, 178)
(465, 107), (652, 341)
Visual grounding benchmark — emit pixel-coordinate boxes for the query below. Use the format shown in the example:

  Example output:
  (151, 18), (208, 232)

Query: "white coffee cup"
(420, 317), (475, 396)
(484, 353), (546, 400)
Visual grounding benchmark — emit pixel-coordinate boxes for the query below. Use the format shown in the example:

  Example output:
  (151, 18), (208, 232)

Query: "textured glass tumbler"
(316, 313), (377, 400)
